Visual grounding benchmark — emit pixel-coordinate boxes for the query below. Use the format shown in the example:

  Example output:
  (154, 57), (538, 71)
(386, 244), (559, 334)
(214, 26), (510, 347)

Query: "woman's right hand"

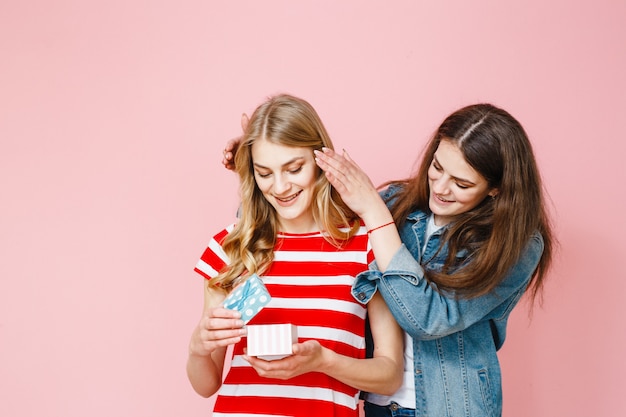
(315, 147), (402, 271)
(221, 138), (240, 171)
(189, 306), (245, 357)
(314, 147), (391, 225)
(187, 289), (244, 397)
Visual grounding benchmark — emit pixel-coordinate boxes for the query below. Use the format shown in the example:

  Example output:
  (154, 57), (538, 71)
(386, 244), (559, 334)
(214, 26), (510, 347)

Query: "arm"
(186, 282), (246, 397)
(314, 147), (402, 271)
(243, 292), (404, 395)
(358, 233), (544, 340)
(315, 147), (544, 339)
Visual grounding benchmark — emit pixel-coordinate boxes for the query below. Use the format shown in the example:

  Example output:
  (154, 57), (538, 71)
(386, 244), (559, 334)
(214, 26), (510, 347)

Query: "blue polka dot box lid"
(222, 273), (272, 324)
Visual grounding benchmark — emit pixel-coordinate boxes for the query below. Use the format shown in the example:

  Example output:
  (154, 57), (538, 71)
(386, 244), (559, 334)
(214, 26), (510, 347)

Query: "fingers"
(318, 147), (375, 188)
(222, 136), (241, 171)
(201, 315), (245, 336)
(204, 306), (243, 327)
(222, 143), (237, 170)
(314, 148), (344, 181)
(200, 328), (245, 346)
(222, 150), (235, 170)
(224, 137), (239, 153)
(222, 113), (247, 170)
(314, 147), (341, 167)
(198, 330), (244, 351)
(315, 148), (362, 190)
(314, 147), (358, 174)
(197, 307), (245, 347)
(243, 340), (322, 380)
(340, 148), (356, 164)
(189, 318), (245, 357)
(243, 352), (300, 380)
(291, 339), (318, 355)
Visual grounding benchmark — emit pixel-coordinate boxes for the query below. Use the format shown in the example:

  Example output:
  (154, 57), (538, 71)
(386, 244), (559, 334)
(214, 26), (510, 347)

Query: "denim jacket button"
(356, 292), (366, 301)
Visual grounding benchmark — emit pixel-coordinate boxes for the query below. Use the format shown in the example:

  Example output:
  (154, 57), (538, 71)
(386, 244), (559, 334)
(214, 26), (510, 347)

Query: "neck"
(277, 218), (319, 234)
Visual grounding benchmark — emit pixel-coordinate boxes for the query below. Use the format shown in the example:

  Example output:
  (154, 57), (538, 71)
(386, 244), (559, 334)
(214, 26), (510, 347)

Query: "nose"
(272, 173), (291, 194)
(430, 174), (450, 195)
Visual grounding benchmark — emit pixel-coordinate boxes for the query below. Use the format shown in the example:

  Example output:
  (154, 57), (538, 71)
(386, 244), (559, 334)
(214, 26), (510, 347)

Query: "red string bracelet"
(367, 221), (395, 234)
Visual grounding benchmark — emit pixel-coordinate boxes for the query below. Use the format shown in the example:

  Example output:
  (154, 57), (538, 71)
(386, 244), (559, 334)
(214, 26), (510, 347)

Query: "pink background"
(1, 1), (625, 416)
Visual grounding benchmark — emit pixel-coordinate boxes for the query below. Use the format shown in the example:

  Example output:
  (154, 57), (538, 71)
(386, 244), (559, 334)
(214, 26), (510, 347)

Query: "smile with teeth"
(435, 194), (453, 203)
(275, 190), (302, 202)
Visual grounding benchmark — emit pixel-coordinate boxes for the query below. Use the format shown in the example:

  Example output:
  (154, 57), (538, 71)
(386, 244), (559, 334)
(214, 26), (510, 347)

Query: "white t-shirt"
(366, 214), (443, 408)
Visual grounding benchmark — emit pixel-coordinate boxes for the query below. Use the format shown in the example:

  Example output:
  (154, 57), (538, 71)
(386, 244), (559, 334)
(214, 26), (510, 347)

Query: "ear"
(488, 189), (499, 199)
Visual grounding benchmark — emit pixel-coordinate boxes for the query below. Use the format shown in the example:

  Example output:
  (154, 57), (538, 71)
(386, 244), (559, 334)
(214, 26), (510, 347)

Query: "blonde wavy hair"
(210, 94), (360, 292)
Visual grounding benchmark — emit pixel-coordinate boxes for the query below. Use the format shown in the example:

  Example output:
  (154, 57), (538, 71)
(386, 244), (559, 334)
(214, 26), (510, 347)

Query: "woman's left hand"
(243, 340), (325, 380)
(314, 147), (389, 224)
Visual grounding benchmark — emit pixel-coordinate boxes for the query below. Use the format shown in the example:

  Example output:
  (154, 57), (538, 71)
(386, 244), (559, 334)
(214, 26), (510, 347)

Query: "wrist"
(317, 346), (335, 374)
(188, 343), (203, 357)
(367, 220), (395, 234)
(188, 336), (212, 358)
(360, 201), (394, 230)
(188, 347), (213, 360)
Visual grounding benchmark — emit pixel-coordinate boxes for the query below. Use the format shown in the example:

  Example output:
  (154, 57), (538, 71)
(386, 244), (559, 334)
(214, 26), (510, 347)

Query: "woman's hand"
(187, 287), (245, 397)
(243, 340), (325, 380)
(314, 147), (389, 225)
(315, 147), (402, 271)
(221, 113), (249, 170)
(221, 138), (240, 171)
(189, 306), (246, 357)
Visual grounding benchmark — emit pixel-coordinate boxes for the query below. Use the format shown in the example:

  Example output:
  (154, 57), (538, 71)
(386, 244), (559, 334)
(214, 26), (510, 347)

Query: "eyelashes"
(256, 165), (304, 178)
(430, 161), (471, 189)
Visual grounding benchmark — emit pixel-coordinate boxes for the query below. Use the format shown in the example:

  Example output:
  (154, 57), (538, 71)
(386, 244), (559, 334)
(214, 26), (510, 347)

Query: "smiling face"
(427, 139), (498, 225)
(251, 138), (319, 233)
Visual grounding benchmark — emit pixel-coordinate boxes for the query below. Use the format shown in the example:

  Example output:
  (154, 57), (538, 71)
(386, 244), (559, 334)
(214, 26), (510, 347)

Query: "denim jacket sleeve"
(352, 232), (544, 340)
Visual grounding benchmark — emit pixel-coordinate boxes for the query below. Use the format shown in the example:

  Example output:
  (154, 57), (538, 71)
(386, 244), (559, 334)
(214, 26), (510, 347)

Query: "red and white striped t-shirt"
(194, 223), (374, 417)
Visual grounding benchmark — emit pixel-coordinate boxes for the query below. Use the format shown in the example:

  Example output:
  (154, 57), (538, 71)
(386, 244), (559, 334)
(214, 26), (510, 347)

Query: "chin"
(428, 201), (440, 215)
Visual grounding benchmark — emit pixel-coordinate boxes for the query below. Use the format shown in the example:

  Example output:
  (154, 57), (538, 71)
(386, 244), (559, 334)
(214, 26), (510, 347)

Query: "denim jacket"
(353, 188), (544, 417)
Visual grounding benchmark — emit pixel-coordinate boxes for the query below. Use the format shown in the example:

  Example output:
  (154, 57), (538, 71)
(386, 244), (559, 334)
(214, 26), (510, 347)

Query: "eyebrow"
(253, 156), (307, 170)
(433, 154), (477, 186)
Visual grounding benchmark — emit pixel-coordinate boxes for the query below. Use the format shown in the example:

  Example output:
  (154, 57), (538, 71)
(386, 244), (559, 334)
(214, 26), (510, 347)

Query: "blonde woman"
(187, 94), (403, 417)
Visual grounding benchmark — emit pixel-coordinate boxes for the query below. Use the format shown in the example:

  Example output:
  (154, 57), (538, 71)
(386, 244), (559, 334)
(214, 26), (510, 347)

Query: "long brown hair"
(211, 94), (360, 292)
(385, 104), (554, 302)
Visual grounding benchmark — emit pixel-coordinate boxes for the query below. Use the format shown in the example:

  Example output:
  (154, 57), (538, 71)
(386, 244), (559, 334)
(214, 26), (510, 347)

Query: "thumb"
(293, 340), (318, 355)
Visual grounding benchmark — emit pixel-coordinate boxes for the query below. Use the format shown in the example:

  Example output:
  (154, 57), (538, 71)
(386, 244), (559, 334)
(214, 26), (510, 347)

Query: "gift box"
(222, 273), (271, 324)
(246, 323), (298, 361)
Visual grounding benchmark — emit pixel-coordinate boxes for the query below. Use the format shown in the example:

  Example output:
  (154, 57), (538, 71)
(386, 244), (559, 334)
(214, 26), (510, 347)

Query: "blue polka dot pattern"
(222, 273), (271, 323)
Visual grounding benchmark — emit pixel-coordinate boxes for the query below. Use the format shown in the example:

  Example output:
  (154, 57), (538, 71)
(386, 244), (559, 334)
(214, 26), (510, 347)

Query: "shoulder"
(195, 224), (236, 279)
(522, 231), (545, 262)
(500, 231), (545, 284)
(378, 183), (404, 201)
(212, 223), (237, 244)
